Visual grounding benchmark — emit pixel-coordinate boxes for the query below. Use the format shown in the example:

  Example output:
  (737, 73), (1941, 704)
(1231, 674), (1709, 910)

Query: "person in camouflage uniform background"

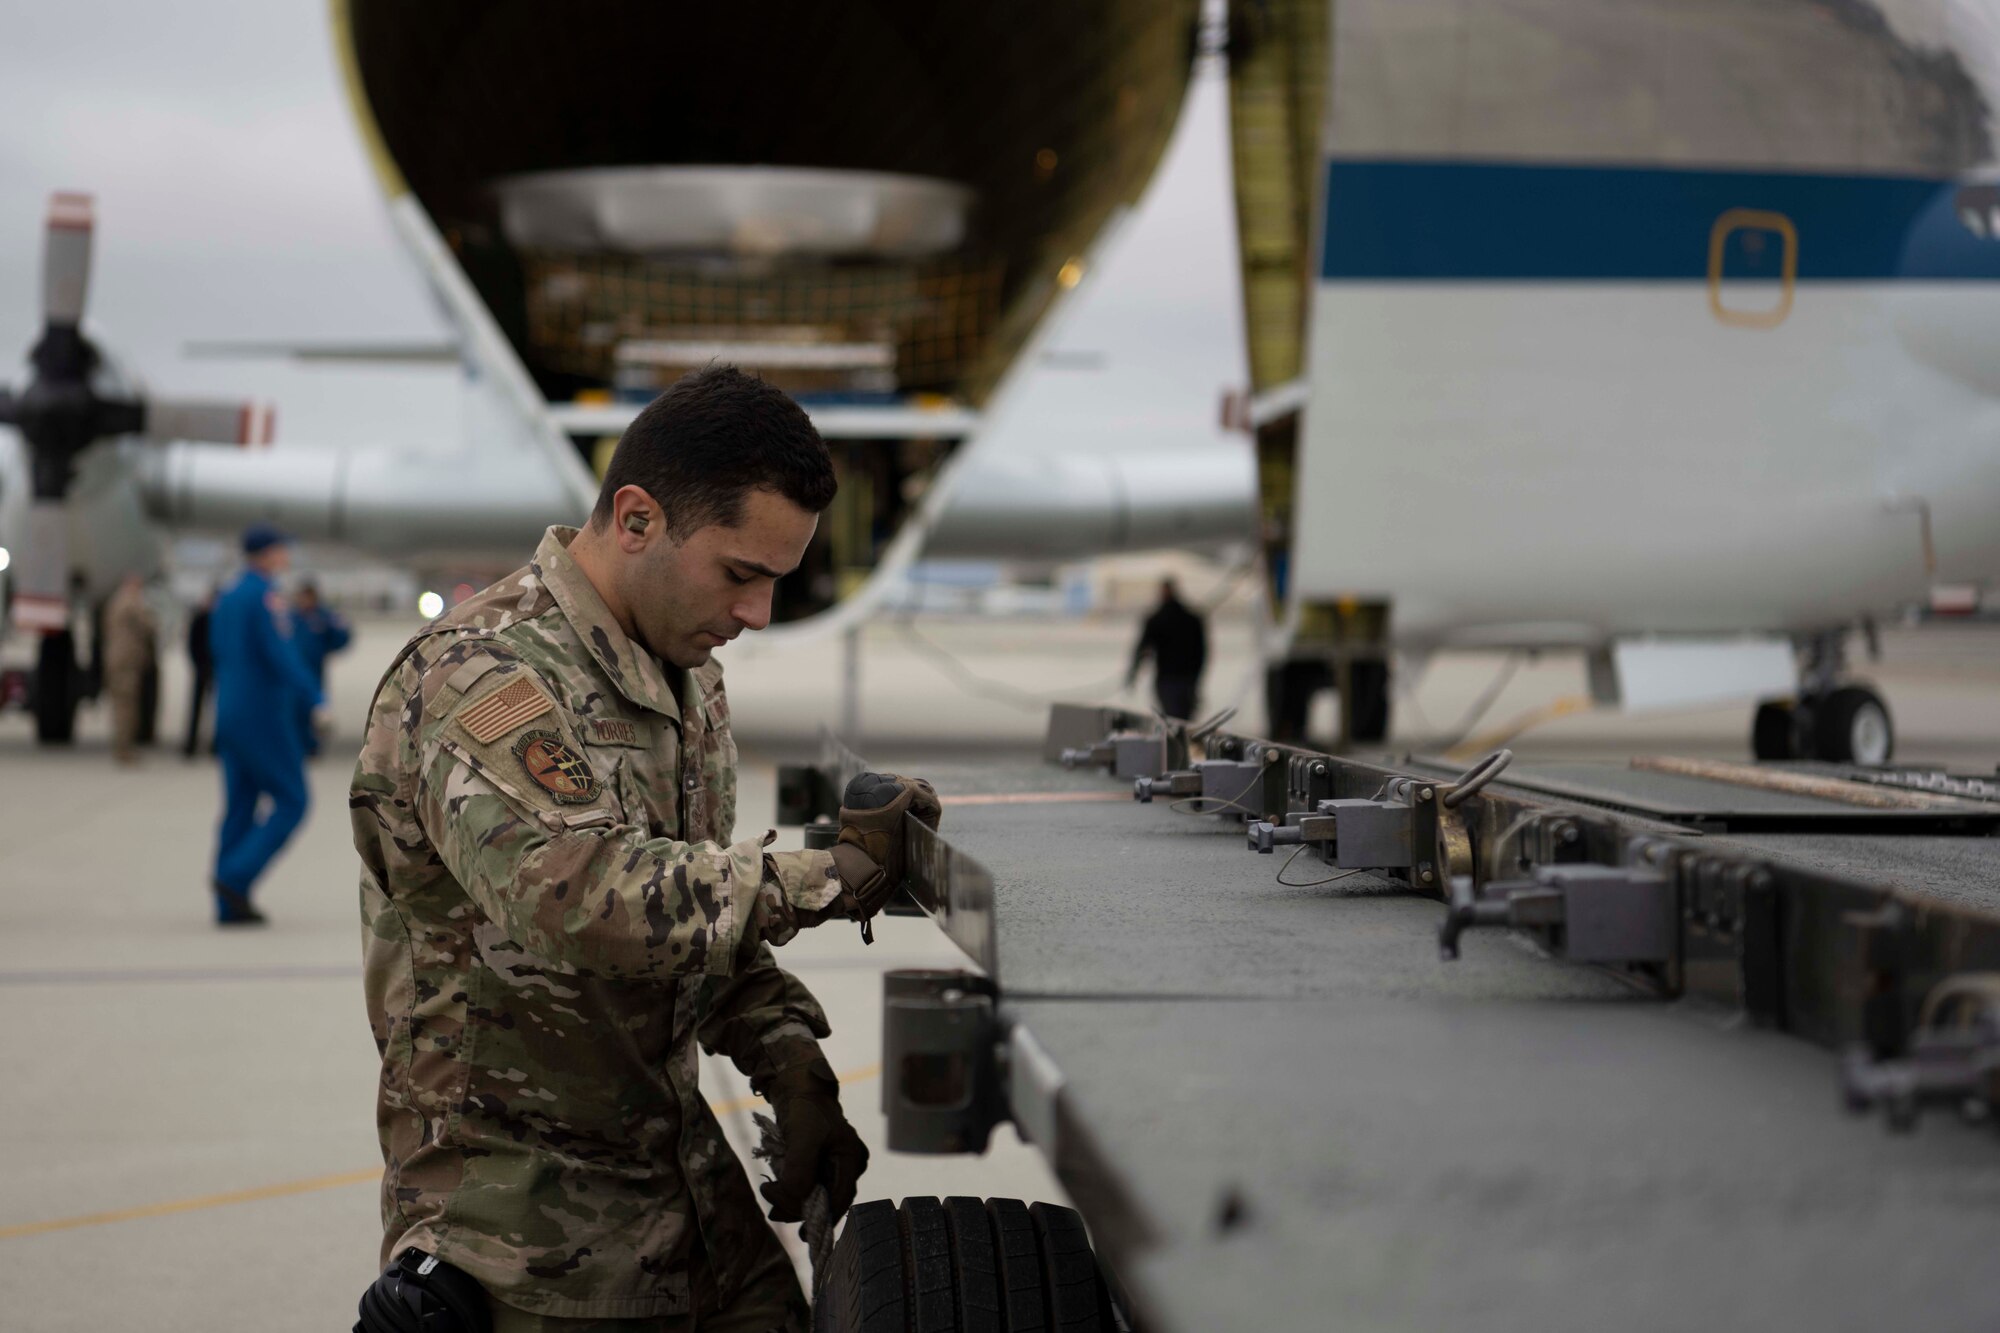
(351, 368), (928, 1332)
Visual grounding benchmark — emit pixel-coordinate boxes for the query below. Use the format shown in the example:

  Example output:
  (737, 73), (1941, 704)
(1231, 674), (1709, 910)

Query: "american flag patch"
(458, 676), (553, 743)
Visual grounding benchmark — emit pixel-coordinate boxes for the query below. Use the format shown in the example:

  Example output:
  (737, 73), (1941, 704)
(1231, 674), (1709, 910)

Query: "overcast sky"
(0, 1), (1246, 458)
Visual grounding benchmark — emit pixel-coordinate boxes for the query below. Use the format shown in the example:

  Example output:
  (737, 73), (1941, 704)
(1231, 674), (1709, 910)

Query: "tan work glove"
(824, 771), (942, 921)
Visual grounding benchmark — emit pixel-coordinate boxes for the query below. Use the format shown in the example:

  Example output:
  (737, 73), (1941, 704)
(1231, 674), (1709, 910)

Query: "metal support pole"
(841, 624), (862, 740)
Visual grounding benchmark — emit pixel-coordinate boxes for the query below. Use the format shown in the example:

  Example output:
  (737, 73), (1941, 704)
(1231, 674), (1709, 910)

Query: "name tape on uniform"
(588, 717), (640, 746)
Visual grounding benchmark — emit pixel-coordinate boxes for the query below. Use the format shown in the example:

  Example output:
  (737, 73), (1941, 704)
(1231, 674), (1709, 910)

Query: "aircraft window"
(1708, 209), (1797, 330)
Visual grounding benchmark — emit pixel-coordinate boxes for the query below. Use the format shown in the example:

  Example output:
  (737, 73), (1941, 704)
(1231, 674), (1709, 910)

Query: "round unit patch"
(512, 729), (600, 805)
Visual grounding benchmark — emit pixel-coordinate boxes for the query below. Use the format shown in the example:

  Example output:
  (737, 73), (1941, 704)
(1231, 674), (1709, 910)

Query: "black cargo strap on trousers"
(355, 1248), (493, 1333)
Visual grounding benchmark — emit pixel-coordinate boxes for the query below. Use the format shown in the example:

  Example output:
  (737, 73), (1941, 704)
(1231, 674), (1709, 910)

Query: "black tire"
(33, 631), (78, 744)
(1029, 1201), (1112, 1331)
(1812, 685), (1894, 765)
(1344, 658), (1391, 744)
(815, 1197), (1112, 1333)
(1751, 700), (1798, 761)
(1264, 659), (1333, 744)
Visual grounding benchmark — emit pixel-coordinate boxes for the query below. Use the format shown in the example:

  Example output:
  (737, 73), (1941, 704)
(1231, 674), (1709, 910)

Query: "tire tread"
(944, 1196), (1002, 1333)
(816, 1196), (1108, 1333)
(1031, 1202), (1106, 1333)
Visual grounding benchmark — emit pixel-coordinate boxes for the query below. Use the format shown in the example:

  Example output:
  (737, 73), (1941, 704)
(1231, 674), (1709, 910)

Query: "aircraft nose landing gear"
(1752, 687), (1895, 764)
(1751, 616), (1896, 769)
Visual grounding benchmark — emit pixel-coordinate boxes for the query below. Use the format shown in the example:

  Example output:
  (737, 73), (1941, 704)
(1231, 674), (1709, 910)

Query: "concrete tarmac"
(2, 610), (1997, 1330)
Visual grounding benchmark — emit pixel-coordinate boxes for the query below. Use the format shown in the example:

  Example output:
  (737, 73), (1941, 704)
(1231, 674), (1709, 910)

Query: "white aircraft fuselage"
(1289, 0), (2000, 649)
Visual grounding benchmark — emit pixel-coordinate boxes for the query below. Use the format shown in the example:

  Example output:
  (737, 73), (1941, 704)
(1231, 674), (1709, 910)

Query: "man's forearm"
(697, 946), (834, 1087)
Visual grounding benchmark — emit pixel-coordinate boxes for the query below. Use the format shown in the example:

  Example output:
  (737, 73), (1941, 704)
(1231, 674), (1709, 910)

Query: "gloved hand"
(756, 1063), (869, 1224)
(826, 772), (941, 920)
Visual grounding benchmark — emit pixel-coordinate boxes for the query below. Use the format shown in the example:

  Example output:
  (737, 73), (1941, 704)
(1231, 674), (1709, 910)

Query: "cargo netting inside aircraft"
(522, 255), (1008, 402)
(346, 0), (1199, 410)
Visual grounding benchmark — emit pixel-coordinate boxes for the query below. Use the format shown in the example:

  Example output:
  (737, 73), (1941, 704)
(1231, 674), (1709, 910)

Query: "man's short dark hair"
(590, 366), (837, 538)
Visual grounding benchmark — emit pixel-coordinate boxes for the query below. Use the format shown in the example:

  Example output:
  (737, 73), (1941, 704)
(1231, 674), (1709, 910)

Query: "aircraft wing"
(547, 400), (981, 440)
(185, 340), (461, 366)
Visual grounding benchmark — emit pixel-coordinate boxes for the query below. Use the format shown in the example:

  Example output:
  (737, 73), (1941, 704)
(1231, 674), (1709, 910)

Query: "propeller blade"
(141, 398), (274, 446)
(41, 192), (93, 327)
(9, 501), (71, 633)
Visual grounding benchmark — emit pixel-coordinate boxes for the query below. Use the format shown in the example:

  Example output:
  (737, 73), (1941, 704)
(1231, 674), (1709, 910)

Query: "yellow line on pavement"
(0, 1064), (884, 1241)
(0, 1168), (383, 1240)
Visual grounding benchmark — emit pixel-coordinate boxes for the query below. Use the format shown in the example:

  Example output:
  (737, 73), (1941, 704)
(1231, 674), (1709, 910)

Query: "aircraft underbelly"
(1293, 281), (2000, 642)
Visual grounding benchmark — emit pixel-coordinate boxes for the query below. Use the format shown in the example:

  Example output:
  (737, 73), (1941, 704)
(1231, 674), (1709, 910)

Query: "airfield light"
(0, 546), (10, 574)
(418, 590), (445, 619)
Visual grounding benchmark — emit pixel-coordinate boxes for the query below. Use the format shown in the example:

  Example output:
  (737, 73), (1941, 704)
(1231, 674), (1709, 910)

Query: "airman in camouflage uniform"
(351, 368), (896, 1331)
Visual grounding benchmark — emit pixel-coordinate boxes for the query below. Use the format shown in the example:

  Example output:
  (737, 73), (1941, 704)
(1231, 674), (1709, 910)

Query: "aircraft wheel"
(1751, 700), (1800, 760)
(1344, 659), (1391, 744)
(1265, 659), (1332, 743)
(815, 1196), (1114, 1333)
(33, 631), (79, 744)
(1812, 685), (1894, 766)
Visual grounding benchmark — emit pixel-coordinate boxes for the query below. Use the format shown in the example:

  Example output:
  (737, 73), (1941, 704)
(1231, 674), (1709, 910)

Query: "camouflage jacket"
(350, 526), (843, 1319)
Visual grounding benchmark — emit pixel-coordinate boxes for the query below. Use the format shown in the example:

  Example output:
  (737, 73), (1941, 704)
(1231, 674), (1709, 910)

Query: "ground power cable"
(891, 612), (1132, 711)
(1432, 652), (1525, 753)
(890, 555), (1264, 714)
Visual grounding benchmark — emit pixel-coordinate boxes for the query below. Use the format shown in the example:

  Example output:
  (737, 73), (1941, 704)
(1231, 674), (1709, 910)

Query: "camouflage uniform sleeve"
(414, 646), (840, 978)
(694, 943), (834, 1090)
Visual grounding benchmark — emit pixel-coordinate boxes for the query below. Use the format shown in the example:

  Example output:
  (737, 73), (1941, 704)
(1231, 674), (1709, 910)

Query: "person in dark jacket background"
(182, 586), (217, 758)
(1127, 578), (1208, 721)
(290, 580), (350, 756)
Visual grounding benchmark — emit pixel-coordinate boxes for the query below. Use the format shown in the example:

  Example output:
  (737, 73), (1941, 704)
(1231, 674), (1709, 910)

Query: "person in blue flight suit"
(208, 524), (326, 926)
(289, 580), (350, 757)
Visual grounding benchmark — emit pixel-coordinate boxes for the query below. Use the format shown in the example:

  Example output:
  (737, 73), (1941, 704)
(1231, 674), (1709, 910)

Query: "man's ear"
(612, 485), (660, 551)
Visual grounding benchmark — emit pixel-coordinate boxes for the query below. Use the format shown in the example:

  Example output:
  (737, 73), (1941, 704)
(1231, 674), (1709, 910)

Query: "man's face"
(622, 488), (818, 669)
(253, 546), (292, 576)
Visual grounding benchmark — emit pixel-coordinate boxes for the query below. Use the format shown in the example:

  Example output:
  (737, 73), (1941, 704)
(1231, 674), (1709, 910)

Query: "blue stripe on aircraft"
(1321, 159), (2000, 281)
